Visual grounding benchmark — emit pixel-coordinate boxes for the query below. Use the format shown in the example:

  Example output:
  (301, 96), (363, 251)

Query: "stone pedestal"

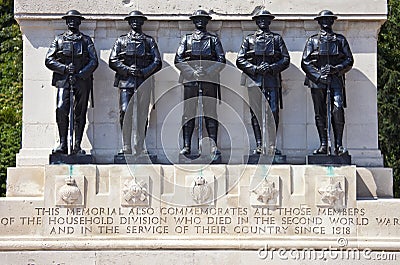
(113, 154), (158, 164)
(1, 164), (399, 264)
(49, 153), (93, 164)
(307, 154), (352, 165)
(178, 154), (223, 164)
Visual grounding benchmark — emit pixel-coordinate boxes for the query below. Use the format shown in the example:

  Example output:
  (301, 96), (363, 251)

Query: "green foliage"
(378, 0), (400, 197)
(0, 0), (23, 196)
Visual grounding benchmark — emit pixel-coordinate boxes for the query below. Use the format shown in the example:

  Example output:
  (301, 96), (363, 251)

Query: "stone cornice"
(15, 13), (387, 22)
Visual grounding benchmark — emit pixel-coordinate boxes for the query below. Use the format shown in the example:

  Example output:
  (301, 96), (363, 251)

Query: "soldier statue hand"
(67, 63), (77, 84)
(321, 64), (338, 76)
(193, 66), (206, 79)
(129, 66), (143, 77)
(75, 72), (85, 80)
(320, 64), (339, 84)
(66, 63), (75, 74)
(255, 62), (271, 75)
(319, 75), (329, 85)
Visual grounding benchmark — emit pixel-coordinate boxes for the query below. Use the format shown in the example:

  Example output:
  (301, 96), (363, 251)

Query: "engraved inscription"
(0, 205), (382, 238)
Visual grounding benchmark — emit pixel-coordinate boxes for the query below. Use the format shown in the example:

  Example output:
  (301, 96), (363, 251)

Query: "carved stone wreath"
(190, 176), (212, 204)
(58, 177), (82, 205)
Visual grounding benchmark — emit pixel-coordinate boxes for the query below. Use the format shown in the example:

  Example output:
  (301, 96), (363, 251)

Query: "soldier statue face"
(192, 17), (209, 31)
(128, 17), (145, 32)
(317, 17), (334, 32)
(256, 17), (272, 31)
(65, 17), (81, 32)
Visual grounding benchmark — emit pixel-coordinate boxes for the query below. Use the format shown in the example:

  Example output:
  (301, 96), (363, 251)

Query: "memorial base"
(49, 154), (93, 164)
(245, 154), (287, 164)
(2, 249), (400, 265)
(178, 154), (222, 164)
(1, 164), (397, 264)
(113, 154), (157, 164)
(307, 153), (352, 165)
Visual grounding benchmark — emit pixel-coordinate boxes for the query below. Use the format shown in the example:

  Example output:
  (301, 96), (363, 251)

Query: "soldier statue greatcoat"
(236, 10), (290, 154)
(301, 10), (354, 155)
(45, 10), (98, 155)
(109, 11), (162, 155)
(174, 10), (226, 160)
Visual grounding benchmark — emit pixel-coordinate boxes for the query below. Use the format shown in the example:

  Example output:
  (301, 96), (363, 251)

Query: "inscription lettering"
(0, 206), (374, 237)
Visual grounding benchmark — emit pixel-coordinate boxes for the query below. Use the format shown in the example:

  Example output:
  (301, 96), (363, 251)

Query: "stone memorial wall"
(14, 0), (386, 166)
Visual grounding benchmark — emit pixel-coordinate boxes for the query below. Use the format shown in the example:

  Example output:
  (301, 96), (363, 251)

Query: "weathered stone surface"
(2, 250), (400, 265)
(14, 0), (387, 19)
(1, 164), (398, 264)
(1, 165), (397, 243)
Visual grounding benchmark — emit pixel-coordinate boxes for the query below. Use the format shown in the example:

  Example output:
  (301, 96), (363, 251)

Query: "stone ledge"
(5, 165), (392, 199)
(2, 250), (400, 265)
(14, 0), (387, 18)
(1, 238), (400, 251)
(14, 14), (388, 22)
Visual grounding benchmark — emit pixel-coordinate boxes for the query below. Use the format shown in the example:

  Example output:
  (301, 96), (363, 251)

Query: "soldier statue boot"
(73, 140), (85, 155)
(272, 110), (282, 155)
(251, 116), (263, 154)
(73, 122), (86, 155)
(53, 142), (68, 154)
(53, 109), (68, 154)
(313, 125), (328, 155)
(118, 110), (133, 155)
(180, 118), (195, 155)
(134, 139), (147, 156)
(332, 109), (348, 156)
(205, 117), (221, 160)
(53, 127), (68, 154)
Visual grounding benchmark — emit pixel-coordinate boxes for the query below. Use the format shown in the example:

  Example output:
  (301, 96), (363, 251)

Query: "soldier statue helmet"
(61, 9), (85, 20)
(251, 9), (275, 20)
(189, 9), (212, 20)
(314, 10), (338, 21)
(124, 10), (148, 21)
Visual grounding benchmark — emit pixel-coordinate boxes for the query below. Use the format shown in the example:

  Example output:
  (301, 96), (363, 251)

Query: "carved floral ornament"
(122, 178), (148, 203)
(190, 175), (212, 204)
(318, 181), (345, 208)
(252, 178), (279, 204)
(58, 176), (82, 204)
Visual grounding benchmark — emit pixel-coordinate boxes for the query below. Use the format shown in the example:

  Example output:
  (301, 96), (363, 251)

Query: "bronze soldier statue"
(174, 10), (226, 160)
(301, 10), (354, 156)
(109, 11), (162, 155)
(45, 10), (98, 155)
(236, 10), (290, 155)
